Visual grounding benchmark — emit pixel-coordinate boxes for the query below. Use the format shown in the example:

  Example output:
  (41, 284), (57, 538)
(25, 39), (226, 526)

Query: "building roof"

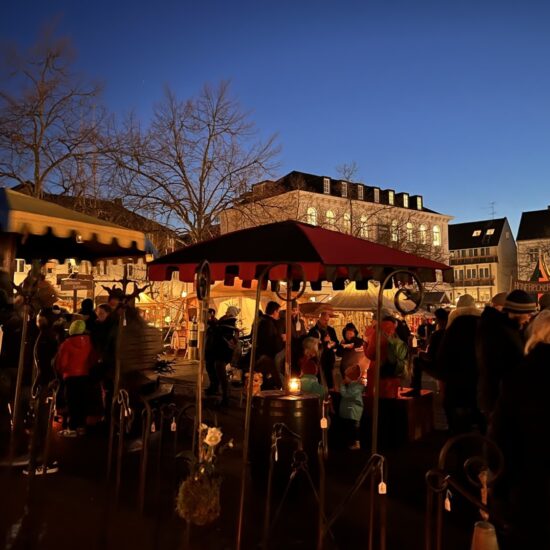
(448, 218), (507, 250)
(245, 170), (442, 214)
(517, 207), (550, 241)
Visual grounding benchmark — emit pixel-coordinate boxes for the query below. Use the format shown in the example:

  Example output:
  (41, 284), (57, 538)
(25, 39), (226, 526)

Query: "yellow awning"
(1, 188), (146, 250)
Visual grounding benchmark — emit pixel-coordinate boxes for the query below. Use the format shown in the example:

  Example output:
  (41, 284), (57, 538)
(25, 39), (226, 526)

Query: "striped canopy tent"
(0, 187), (148, 267)
(148, 220), (453, 287)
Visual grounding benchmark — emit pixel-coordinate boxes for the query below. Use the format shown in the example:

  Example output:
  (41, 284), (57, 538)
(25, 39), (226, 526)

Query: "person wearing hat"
(308, 309), (340, 390)
(55, 320), (95, 437)
(339, 364), (364, 450)
(437, 294), (483, 434)
(476, 289), (537, 426)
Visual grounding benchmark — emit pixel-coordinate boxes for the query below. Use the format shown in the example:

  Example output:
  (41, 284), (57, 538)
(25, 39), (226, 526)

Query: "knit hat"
(456, 294), (476, 308)
(503, 290), (537, 314)
(539, 293), (550, 311)
(344, 364), (361, 382)
(301, 359), (318, 376)
(69, 319), (86, 336)
(226, 306), (240, 318)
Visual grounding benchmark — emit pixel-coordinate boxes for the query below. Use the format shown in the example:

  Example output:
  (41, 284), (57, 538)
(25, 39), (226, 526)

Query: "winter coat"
(339, 381), (364, 421)
(300, 373), (327, 399)
(364, 320), (398, 372)
(33, 328), (58, 386)
(488, 343), (550, 547)
(308, 322), (340, 369)
(56, 334), (94, 379)
(337, 335), (364, 371)
(211, 315), (239, 364)
(475, 306), (525, 418)
(437, 309), (481, 413)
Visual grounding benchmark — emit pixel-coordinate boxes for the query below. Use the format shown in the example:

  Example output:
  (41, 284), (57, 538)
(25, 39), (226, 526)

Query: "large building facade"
(448, 218), (517, 305)
(221, 171), (453, 268)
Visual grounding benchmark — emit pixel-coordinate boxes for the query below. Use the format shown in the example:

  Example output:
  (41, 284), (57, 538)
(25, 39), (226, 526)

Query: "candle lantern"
(288, 377), (301, 395)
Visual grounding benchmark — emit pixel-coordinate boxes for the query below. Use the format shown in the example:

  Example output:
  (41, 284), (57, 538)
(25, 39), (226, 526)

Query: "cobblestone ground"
(0, 357), (474, 550)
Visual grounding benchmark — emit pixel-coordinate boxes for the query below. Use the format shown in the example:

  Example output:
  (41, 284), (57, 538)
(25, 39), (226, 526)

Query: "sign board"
(514, 280), (550, 292)
(60, 279), (94, 291)
(56, 273), (94, 284)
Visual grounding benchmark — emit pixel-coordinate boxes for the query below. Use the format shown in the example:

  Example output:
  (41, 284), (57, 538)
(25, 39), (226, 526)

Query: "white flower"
(204, 427), (222, 447)
(200, 423), (209, 431)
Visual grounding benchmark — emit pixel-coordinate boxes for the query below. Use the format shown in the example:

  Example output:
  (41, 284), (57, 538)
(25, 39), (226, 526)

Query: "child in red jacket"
(55, 320), (94, 437)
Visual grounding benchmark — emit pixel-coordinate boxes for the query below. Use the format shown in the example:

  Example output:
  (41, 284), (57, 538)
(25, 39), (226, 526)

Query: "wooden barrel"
(250, 390), (321, 479)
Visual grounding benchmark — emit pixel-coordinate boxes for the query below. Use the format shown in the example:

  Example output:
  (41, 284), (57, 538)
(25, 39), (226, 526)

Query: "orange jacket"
(55, 335), (95, 379)
(364, 320), (397, 368)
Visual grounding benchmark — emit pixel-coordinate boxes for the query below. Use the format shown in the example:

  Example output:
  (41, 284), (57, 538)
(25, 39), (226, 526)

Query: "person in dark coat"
(489, 309), (550, 549)
(204, 308), (220, 395)
(256, 301), (284, 389)
(78, 298), (97, 332)
(476, 290), (537, 426)
(402, 307), (448, 397)
(308, 309), (340, 389)
(337, 322), (364, 373)
(278, 300), (307, 374)
(437, 294), (482, 434)
(212, 306), (240, 406)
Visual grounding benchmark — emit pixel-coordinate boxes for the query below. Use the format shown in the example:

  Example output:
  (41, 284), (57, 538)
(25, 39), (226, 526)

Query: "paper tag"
(274, 447), (278, 462)
(378, 481), (387, 494)
(444, 490), (452, 512)
(320, 417), (328, 429)
(171, 419), (177, 432)
(151, 421), (156, 433)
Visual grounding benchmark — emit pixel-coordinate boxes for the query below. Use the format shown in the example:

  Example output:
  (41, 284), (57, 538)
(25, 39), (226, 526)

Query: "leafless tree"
(0, 29), (106, 197)
(107, 82), (279, 243)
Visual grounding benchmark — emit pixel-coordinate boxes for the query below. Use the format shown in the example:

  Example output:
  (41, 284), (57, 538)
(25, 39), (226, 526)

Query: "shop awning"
(0, 187), (148, 261)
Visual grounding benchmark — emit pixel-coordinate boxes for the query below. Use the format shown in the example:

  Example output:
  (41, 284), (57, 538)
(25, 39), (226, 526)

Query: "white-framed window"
(323, 177), (330, 194)
(406, 222), (414, 242)
(433, 225), (441, 247)
(325, 210), (335, 228)
(416, 196), (422, 210)
(419, 224), (427, 245)
(15, 259), (26, 273)
(388, 191), (395, 205)
(306, 207), (318, 226)
(391, 219), (399, 242)
(373, 188), (380, 203)
(341, 181), (347, 198)
(403, 193), (409, 208)
(358, 185), (364, 200)
(126, 263), (135, 278)
(479, 267), (490, 278)
(472, 230), (482, 237)
(454, 268), (464, 281)
(486, 228), (495, 235)
(466, 268), (477, 279)
(343, 212), (351, 233)
(360, 215), (368, 238)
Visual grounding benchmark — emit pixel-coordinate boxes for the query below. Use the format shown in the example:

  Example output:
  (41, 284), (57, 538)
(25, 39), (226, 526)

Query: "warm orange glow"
(288, 377), (301, 395)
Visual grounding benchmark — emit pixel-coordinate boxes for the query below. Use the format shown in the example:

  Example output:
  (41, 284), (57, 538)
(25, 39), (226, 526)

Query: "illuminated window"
(391, 219), (399, 241)
(486, 228), (495, 235)
(358, 185), (364, 200)
(373, 188), (380, 203)
(15, 259), (26, 273)
(419, 224), (427, 245)
(472, 230), (482, 237)
(406, 222), (414, 242)
(433, 225), (441, 247)
(360, 215), (368, 238)
(325, 210), (335, 228)
(403, 194), (409, 208)
(416, 196), (422, 210)
(307, 207), (318, 225)
(341, 182), (347, 198)
(388, 191), (395, 205)
(323, 178), (330, 194)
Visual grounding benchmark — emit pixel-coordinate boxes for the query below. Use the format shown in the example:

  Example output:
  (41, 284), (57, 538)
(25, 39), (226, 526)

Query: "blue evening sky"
(2, 0), (549, 236)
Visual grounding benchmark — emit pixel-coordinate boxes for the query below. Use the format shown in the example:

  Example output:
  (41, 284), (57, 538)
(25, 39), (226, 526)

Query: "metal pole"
(284, 277), (292, 381)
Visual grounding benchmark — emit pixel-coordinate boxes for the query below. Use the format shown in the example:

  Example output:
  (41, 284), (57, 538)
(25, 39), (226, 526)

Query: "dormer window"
(486, 228), (495, 235)
(358, 185), (364, 200)
(341, 181), (347, 198)
(403, 194), (409, 208)
(388, 191), (395, 205)
(373, 188), (380, 203)
(472, 230), (482, 237)
(416, 196), (422, 210)
(323, 177), (330, 194)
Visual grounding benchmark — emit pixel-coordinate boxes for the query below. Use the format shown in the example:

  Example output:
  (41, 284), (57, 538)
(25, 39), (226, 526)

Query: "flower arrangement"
(176, 424), (233, 526)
